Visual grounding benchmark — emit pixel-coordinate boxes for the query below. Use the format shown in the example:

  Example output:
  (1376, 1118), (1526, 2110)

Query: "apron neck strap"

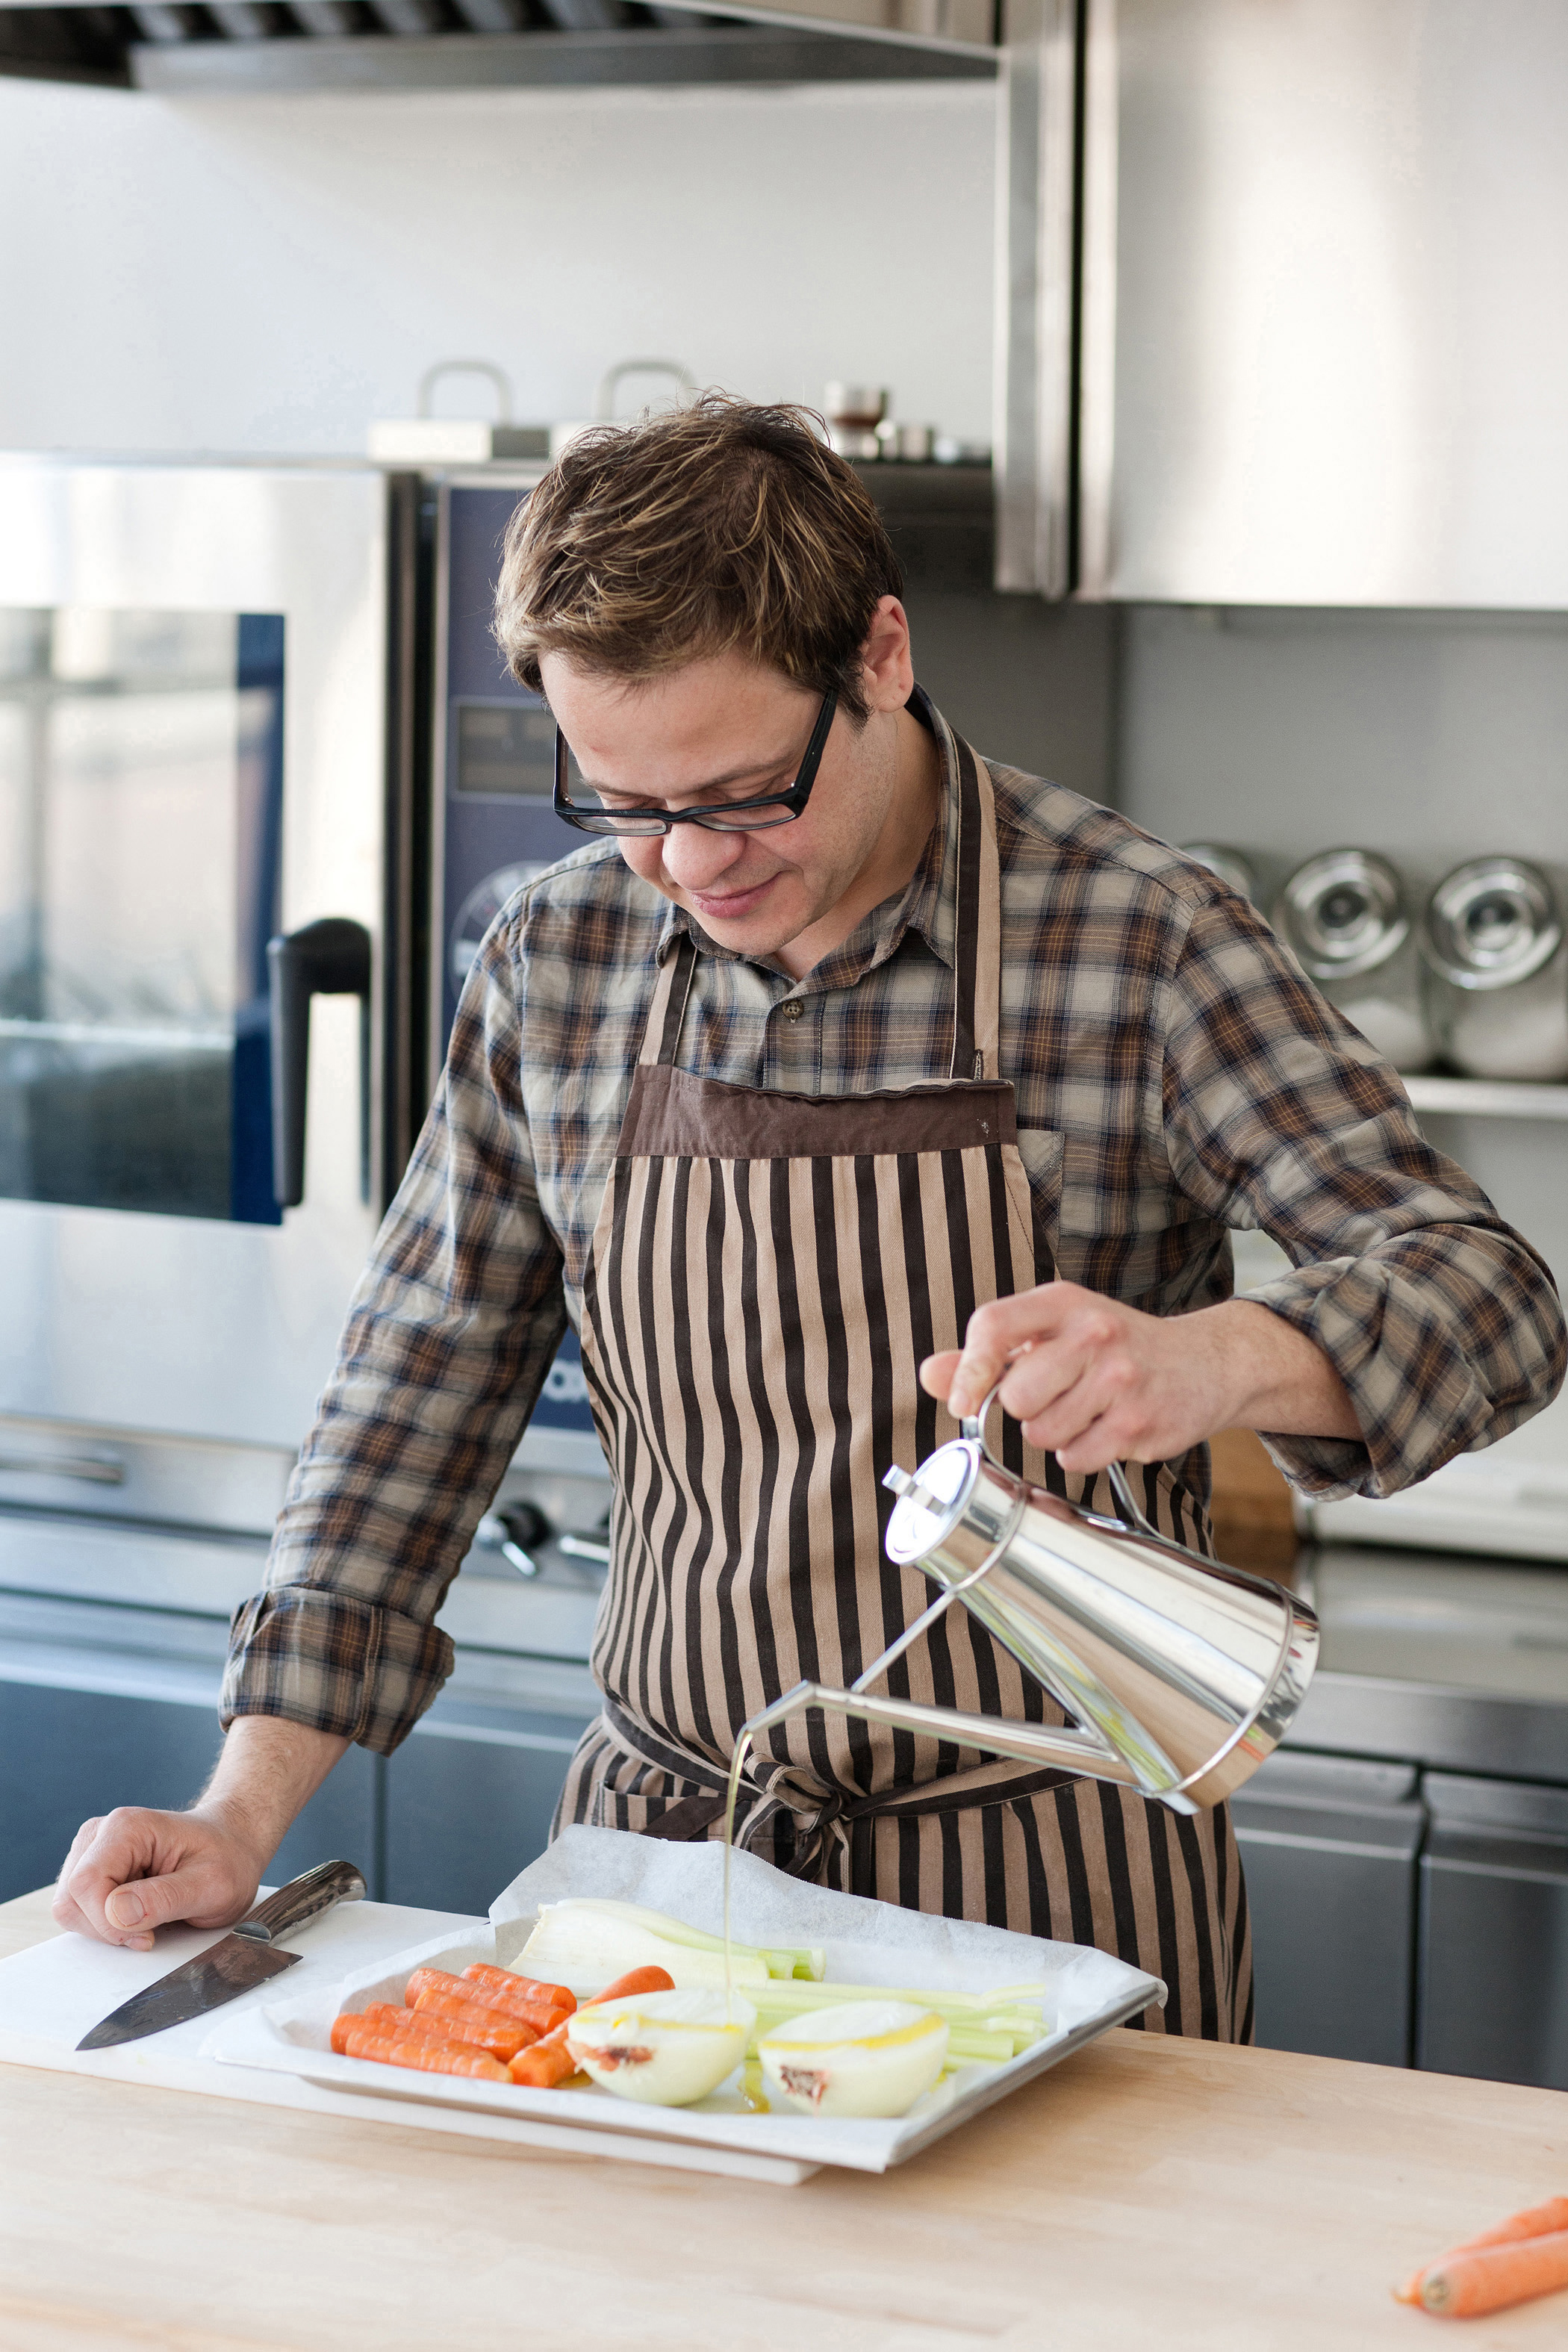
(949, 733), (1002, 1083)
(639, 930), (698, 1067)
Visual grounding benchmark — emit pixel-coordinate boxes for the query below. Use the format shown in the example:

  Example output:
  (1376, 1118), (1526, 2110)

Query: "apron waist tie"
(601, 1693), (1077, 1891)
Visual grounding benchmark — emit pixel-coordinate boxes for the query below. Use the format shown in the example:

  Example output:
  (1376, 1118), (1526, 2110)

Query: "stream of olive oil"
(721, 1727), (752, 2005)
(722, 1729), (769, 2109)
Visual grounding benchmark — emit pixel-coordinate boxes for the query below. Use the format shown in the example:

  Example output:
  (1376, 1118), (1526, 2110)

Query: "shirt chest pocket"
(1015, 1128), (1065, 1279)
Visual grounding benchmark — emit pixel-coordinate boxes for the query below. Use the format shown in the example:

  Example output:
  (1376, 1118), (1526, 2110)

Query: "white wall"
(1116, 605), (1568, 871)
(0, 73), (995, 455)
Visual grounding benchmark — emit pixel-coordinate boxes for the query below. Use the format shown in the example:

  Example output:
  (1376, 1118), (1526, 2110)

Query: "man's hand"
(52, 1717), (351, 1950)
(921, 1282), (1360, 1475)
(51, 1807), (268, 1953)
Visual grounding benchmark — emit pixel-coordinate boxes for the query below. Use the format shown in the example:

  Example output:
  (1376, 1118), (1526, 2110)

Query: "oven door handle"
(267, 918), (373, 1210)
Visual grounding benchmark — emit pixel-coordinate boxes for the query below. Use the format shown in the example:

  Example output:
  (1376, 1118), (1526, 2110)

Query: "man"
(55, 398), (1564, 2039)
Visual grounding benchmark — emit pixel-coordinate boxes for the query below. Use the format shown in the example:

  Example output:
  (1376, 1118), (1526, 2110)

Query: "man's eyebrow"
(582, 753), (797, 801)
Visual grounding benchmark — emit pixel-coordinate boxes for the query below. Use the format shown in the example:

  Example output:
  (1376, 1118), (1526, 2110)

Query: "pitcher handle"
(962, 1379), (1163, 1543)
(958, 1378), (1007, 1450)
(1106, 1458), (1163, 1538)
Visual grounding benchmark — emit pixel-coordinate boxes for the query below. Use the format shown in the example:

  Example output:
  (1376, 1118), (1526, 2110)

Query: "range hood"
(0, 0), (998, 91)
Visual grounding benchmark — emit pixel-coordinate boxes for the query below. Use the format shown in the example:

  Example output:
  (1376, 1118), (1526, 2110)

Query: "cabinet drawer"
(1233, 1750), (1423, 2065)
(0, 1670), (376, 1905)
(1417, 1773), (1568, 2088)
(383, 1706), (593, 1917)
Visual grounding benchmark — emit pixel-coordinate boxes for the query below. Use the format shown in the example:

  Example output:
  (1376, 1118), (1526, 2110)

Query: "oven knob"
(476, 1501), (551, 1578)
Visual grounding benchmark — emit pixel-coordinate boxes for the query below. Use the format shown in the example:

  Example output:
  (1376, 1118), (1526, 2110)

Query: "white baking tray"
(204, 1826), (1164, 2183)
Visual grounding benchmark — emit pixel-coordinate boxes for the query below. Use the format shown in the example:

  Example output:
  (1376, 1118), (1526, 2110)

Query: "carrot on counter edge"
(1396, 2195), (1568, 2309)
(1396, 2230), (1568, 2319)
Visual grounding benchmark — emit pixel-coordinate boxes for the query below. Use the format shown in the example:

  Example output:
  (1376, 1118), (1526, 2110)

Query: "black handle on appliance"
(267, 918), (373, 1209)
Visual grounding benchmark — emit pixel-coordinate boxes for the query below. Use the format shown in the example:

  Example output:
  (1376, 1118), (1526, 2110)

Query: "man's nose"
(660, 821), (750, 893)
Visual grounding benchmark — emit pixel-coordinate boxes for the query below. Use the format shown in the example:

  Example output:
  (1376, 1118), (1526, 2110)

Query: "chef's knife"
(75, 1857), (367, 2051)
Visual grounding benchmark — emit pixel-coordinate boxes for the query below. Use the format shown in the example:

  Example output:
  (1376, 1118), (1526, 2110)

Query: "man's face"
(539, 638), (906, 964)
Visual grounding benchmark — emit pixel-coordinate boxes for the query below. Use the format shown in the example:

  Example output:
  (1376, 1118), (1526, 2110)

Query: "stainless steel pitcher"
(738, 1391), (1319, 1815)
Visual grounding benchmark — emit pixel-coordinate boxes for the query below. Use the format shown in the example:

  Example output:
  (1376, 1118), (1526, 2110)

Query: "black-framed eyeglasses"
(553, 688), (838, 837)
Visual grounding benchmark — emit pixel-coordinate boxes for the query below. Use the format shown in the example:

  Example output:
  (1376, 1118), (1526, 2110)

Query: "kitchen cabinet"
(1418, 1772), (1568, 2088)
(0, 1640), (377, 1908)
(0, 1587), (593, 1914)
(382, 1663), (597, 1916)
(1085, 0), (1568, 606)
(0, 1588), (382, 1906)
(1231, 1749), (1425, 2067)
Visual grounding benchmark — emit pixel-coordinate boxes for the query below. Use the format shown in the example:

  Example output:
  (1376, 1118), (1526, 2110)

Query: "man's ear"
(859, 596), (916, 712)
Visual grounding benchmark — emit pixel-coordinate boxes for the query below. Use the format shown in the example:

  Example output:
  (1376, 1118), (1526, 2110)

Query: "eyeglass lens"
(559, 747), (803, 835)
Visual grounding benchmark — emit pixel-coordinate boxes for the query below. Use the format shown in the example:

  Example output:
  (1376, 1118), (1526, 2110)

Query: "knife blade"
(76, 1857), (367, 2051)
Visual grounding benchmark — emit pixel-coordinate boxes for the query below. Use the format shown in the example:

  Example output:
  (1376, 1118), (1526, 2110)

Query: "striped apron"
(556, 736), (1252, 2041)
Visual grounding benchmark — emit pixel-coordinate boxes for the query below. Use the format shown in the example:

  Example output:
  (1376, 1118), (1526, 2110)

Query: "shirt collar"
(653, 683), (963, 989)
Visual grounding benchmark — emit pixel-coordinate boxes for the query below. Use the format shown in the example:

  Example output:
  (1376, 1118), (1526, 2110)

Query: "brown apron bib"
(557, 731), (1252, 2041)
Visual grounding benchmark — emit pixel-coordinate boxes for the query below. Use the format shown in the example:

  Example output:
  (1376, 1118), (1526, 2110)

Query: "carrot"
(1400, 2230), (1568, 2318)
(1395, 2196), (1568, 2306)
(462, 1962), (576, 2023)
(331, 2016), (508, 2081)
(409, 1962), (569, 2032)
(1452, 2196), (1568, 2253)
(366, 2000), (533, 2063)
(404, 1966), (473, 2008)
(406, 1989), (538, 2060)
(508, 2020), (577, 2089)
(586, 1965), (676, 2005)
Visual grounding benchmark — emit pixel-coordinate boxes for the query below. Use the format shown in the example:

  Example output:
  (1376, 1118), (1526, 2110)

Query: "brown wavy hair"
(494, 393), (903, 726)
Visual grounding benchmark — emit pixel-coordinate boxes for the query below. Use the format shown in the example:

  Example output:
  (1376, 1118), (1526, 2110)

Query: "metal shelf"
(1404, 1075), (1568, 1122)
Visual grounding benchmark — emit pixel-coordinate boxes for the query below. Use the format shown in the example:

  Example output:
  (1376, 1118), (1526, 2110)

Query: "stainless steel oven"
(0, 455), (606, 1508)
(0, 458), (405, 1522)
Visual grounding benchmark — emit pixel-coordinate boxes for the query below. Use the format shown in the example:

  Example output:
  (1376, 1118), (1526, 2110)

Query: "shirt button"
(783, 999), (804, 1021)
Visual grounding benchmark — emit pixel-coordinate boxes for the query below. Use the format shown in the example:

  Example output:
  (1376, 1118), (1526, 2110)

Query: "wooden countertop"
(3, 1885), (1567, 2350)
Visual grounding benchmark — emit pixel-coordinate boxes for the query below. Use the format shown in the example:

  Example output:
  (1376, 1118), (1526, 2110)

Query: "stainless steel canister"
(1272, 849), (1433, 1071)
(1421, 858), (1568, 1081)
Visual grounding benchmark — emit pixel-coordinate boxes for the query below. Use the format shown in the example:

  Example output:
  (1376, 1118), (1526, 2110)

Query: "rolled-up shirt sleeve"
(1154, 896), (1567, 1501)
(221, 907), (568, 1755)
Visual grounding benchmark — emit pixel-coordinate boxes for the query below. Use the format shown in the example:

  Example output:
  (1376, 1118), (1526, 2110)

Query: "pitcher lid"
(883, 1437), (983, 1565)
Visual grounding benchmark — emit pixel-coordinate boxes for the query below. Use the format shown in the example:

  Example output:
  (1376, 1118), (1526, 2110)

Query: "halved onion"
(758, 2000), (949, 2118)
(566, 1988), (755, 2107)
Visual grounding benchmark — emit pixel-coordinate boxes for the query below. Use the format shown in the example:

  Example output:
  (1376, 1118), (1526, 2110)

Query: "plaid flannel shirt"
(223, 691), (1566, 1754)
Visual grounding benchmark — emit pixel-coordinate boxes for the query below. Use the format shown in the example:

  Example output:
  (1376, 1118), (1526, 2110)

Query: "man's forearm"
(1194, 1298), (1362, 1439)
(196, 1717), (352, 1869)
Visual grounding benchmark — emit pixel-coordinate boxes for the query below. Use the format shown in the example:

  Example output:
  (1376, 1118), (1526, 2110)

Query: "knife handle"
(232, 1858), (367, 1946)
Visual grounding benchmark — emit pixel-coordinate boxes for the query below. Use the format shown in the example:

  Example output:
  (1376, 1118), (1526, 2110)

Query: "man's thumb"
(106, 1874), (190, 1932)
